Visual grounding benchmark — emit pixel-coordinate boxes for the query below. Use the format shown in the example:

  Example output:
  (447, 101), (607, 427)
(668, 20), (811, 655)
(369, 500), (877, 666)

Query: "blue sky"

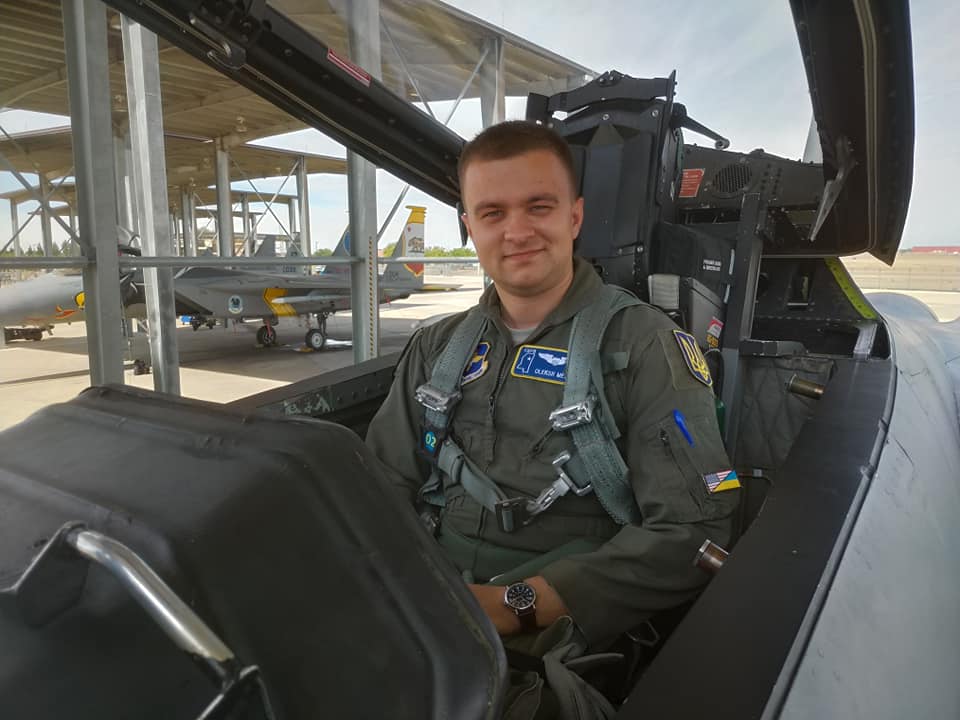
(2, 1), (956, 252)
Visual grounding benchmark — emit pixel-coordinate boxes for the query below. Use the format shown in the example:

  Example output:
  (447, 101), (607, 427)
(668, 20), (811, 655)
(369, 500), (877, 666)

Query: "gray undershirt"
(507, 325), (537, 345)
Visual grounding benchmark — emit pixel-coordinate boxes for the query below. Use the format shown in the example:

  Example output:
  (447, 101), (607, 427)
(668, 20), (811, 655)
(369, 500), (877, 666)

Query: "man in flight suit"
(366, 121), (738, 662)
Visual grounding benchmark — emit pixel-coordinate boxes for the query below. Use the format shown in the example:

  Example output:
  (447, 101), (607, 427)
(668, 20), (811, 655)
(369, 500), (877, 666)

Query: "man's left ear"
(571, 196), (584, 237)
(459, 212), (473, 245)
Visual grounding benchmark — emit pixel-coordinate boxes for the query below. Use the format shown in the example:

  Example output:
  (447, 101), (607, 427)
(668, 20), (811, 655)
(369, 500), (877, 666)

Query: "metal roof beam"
(161, 85), (254, 117)
(218, 119), (307, 149)
(0, 65), (70, 106)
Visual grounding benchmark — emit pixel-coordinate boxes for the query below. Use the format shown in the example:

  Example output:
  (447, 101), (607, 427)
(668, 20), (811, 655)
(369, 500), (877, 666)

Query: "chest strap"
(416, 286), (642, 531)
(414, 307), (487, 509)
(553, 284), (642, 526)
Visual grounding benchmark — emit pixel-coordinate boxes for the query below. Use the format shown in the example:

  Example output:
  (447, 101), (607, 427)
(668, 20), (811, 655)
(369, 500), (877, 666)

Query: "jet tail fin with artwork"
(382, 206), (426, 289)
(318, 225), (352, 280)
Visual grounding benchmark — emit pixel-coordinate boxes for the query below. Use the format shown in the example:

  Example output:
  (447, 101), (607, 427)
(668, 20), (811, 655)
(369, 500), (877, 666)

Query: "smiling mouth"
(504, 249), (544, 261)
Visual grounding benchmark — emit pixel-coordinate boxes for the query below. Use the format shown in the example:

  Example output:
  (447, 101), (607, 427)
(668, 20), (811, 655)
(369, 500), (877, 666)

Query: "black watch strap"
(516, 607), (537, 632)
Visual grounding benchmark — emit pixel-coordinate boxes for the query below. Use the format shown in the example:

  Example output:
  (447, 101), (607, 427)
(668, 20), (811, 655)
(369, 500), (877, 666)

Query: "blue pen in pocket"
(673, 409), (695, 446)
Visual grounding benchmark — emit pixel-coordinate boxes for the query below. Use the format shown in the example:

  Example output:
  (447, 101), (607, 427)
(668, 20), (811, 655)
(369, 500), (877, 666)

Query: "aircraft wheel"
(206, 319), (216, 329)
(305, 328), (326, 351)
(190, 317), (202, 331)
(257, 324), (278, 347)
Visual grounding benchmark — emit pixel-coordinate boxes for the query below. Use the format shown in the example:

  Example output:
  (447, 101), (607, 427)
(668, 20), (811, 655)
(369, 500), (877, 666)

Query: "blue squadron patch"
(510, 344), (568, 385)
(462, 341), (491, 384)
(673, 329), (712, 387)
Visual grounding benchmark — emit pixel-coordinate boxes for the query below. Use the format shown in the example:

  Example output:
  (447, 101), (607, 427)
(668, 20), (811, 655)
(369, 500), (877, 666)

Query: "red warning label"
(679, 168), (706, 198)
(327, 48), (371, 87)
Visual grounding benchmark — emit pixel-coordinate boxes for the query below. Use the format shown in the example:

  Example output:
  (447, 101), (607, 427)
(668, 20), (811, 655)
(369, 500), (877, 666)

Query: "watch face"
(504, 582), (537, 612)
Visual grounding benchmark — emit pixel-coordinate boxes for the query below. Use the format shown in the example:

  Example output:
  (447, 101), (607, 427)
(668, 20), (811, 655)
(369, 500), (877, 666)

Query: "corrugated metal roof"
(1, 0), (593, 182)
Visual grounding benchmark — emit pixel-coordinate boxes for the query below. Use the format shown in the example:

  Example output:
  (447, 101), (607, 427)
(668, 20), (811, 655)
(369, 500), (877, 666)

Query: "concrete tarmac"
(1, 275), (957, 433)
(0, 275), (484, 431)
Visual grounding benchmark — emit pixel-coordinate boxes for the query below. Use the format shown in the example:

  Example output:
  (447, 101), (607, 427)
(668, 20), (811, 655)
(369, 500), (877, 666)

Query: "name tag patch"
(462, 341), (491, 384)
(511, 344), (568, 385)
(673, 329), (712, 387)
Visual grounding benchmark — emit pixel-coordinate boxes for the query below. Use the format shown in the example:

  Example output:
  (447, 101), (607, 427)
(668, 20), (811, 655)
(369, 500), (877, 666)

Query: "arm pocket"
(657, 414), (740, 522)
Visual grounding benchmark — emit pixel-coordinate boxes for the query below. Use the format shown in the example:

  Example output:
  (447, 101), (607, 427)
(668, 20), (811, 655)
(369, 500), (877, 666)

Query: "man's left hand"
(467, 575), (571, 636)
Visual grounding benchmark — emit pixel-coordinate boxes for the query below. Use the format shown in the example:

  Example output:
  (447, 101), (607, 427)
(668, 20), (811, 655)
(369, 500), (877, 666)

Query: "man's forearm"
(468, 575), (571, 636)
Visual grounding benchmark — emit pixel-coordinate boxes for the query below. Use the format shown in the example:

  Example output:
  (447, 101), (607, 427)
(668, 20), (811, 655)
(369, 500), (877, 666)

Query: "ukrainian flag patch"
(462, 342), (491, 384)
(703, 469), (740, 493)
(673, 329), (712, 387)
(511, 344), (568, 385)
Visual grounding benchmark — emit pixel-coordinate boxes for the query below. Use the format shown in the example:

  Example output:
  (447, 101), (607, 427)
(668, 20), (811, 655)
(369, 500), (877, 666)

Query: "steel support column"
(39, 175), (54, 256)
(347, 0), (382, 362)
(170, 211), (180, 255)
(9, 201), (20, 257)
(241, 192), (252, 255)
(215, 142), (233, 256)
(62, 0), (125, 385)
(479, 36), (506, 128)
(122, 17), (180, 395)
(288, 197), (298, 237)
(114, 133), (136, 234)
(180, 187), (196, 256)
(296, 156), (311, 257)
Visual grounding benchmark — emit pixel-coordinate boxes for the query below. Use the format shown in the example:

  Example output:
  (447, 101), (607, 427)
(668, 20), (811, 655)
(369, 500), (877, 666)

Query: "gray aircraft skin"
(0, 1), (958, 719)
(0, 206), (452, 348)
(0, 271), (86, 340)
(169, 205), (449, 348)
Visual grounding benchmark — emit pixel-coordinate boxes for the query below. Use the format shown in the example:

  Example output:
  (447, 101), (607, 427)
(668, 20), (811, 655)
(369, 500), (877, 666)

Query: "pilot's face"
(461, 150), (583, 300)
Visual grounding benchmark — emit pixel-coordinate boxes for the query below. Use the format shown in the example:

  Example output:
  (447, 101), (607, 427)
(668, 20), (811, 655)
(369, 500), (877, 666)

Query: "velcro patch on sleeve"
(703, 469), (740, 493)
(673, 329), (712, 387)
(511, 344), (568, 384)
(462, 341), (491, 384)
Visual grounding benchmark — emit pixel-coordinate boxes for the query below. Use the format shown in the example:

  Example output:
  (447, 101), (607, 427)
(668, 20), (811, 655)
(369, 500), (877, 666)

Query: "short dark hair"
(458, 120), (578, 201)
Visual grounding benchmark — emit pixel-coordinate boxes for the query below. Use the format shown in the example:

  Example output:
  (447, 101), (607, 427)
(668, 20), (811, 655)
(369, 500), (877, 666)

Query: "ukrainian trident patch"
(673, 329), (712, 387)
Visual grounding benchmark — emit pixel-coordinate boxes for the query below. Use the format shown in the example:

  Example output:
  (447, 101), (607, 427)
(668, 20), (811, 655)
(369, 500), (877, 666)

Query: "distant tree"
(312, 247), (334, 257)
(424, 246), (477, 258)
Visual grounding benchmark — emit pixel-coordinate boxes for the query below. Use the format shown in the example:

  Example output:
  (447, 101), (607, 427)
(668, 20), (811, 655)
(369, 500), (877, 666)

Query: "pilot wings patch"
(511, 344), (568, 385)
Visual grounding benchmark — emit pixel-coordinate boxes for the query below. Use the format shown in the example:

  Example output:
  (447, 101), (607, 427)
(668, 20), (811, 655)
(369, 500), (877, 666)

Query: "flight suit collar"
(478, 256), (604, 339)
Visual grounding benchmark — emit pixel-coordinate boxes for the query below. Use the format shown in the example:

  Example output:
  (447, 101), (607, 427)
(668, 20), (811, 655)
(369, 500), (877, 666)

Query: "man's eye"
(482, 210), (502, 219)
(530, 205), (552, 213)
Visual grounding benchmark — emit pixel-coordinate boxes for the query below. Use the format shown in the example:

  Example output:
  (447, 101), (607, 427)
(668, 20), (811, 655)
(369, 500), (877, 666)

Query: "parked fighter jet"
(0, 245), (142, 342)
(174, 205), (438, 349)
(1, 206), (448, 350)
(2, 2), (957, 720)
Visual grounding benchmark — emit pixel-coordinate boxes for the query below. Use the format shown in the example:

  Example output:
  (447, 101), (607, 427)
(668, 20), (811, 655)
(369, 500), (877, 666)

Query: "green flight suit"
(366, 257), (737, 649)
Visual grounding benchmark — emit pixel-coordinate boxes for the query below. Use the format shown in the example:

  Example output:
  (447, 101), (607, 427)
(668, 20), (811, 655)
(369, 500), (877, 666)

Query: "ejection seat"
(0, 385), (509, 719)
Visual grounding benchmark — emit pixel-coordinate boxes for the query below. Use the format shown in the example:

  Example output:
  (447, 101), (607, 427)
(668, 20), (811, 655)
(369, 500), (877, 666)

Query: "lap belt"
(416, 285), (643, 533)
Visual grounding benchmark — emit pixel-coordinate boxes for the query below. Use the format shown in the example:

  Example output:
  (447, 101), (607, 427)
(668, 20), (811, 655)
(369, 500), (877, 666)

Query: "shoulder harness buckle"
(414, 383), (462, 414)
(548, 395), (596, 431)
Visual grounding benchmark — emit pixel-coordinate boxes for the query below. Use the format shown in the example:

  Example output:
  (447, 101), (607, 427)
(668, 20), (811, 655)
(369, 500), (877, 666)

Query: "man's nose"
(503, 212), (534, 242)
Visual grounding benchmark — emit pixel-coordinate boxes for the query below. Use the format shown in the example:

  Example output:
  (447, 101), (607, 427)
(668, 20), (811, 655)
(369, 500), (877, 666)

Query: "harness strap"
(559, 285), (643, 525)
(416, 284), (643, 531)
(415, 307), (488, 509)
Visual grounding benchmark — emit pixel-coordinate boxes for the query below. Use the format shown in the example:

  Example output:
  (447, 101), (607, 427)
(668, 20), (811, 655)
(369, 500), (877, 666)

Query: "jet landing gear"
(256, 323), (278, 347)
(189, 316), (216, 331)
(304, 312), (329, 351)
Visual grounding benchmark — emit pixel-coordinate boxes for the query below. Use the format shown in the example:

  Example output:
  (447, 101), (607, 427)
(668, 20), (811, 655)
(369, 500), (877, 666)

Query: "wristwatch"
(503, 581), (538, 632)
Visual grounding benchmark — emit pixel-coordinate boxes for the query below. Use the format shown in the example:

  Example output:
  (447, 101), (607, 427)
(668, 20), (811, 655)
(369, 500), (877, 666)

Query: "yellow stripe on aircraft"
(824, 258), (878, 320)
(263, 288), (299, 317)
